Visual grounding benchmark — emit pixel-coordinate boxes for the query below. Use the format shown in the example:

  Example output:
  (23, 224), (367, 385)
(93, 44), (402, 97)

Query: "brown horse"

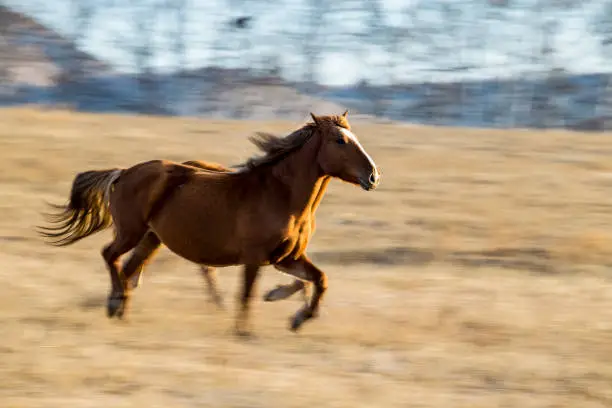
(38, 111), (380, 334)
(124, 159), (309, 309)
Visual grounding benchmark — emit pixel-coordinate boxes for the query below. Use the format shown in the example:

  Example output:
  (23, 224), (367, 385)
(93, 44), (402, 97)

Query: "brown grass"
(2, 107), (612, 407)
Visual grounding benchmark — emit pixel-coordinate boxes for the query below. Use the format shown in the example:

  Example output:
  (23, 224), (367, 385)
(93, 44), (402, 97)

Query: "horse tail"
(37, 168), (122, 246)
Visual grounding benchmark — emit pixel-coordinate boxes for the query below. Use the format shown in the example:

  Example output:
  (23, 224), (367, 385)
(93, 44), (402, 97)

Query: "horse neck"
(271, 136), (327, 217)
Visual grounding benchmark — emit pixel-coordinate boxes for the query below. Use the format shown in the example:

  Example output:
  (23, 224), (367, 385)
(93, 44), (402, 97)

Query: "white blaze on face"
(339, 127), (378, 175)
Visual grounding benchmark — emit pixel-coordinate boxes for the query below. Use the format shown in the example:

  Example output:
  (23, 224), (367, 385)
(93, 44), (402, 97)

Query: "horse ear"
(310, 112), (320, 125)
(342, 109), (349, 118)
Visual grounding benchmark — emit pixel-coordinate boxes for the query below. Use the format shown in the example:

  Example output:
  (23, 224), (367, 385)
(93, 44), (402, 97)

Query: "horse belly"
(148, 193), (242, 266)
(151, 221), (241, 266)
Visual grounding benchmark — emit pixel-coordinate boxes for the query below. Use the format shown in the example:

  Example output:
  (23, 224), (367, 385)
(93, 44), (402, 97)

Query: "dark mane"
(237, 114), (351, 170)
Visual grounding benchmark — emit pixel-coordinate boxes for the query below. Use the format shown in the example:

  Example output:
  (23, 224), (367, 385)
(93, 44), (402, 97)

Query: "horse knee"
(314, 272), (328, 293)
(101, 244), (116, 263)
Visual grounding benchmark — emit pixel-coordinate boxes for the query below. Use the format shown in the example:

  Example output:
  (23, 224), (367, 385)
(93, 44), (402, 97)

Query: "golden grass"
(2, 107), (612, 407)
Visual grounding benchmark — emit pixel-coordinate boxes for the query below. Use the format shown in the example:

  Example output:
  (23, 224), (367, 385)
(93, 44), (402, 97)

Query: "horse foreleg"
(235, 264), (260, 337)
(263, 279), (311, 305)
(274, 256), (327, 332)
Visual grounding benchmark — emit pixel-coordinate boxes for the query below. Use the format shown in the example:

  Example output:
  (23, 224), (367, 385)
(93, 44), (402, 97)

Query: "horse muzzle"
(360, 170), (380, 191)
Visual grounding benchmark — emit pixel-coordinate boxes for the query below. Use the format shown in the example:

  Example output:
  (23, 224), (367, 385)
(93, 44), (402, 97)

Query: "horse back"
(182, 160), (231, 173)
(113, 160), (199, 223)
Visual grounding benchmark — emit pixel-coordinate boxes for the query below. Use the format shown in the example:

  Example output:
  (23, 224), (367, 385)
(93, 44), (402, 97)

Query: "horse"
(38, 111), (380, 335)
(123, 159), (310, 308)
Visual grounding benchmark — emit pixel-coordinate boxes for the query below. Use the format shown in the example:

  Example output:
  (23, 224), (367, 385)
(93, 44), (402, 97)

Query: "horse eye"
(336, 137), (347, 145)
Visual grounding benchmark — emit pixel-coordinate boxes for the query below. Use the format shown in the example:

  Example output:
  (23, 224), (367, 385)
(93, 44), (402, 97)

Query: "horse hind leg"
(102, 228), (147, 319)
(200, 265), (225, 310)
(121, 230), (162, 290)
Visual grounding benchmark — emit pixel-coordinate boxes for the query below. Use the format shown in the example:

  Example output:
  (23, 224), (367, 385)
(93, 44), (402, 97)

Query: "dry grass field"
(3, 107), (612, 407)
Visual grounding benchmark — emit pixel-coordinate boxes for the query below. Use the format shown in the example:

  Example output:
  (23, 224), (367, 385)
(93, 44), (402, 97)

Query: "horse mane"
(237, 114), (351, 170)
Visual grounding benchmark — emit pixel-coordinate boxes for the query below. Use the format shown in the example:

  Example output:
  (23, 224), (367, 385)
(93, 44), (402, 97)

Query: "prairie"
(2, 107), (612, 407)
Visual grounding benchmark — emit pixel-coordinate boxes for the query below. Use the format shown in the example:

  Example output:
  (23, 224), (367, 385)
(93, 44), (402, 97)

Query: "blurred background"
(2, 0), (612, 130)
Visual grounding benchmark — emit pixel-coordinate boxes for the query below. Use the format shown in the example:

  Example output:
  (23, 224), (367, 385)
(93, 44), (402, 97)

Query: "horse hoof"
(106, 301), (118, 318)
(289, 318), (302, 332)
(289, 309), (310, 332)
(263, 285), (285, 302)
(234, 328), (255, 339)
(115, 302), (127, 319)
(106, 304), (115, 318)
(209, 297), (226, 311)
(106, 296), (126, 319)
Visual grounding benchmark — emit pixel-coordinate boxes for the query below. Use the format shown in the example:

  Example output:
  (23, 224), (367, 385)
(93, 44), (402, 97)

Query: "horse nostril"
(369, 172), (379, 185)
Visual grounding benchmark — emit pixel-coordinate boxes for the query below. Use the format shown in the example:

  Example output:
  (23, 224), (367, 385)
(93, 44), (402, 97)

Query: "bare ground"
(2, 107), (612, 407)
